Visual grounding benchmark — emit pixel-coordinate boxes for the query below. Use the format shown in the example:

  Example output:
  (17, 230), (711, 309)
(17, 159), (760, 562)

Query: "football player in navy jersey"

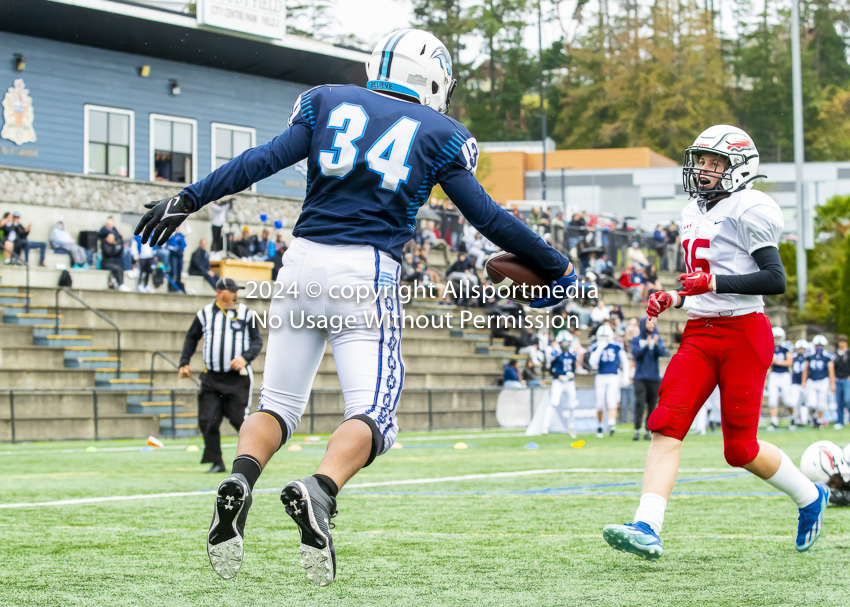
(803, 335), (836, 429)
(589, 324), (630, 438)
(767, 327), (793, 431)
(788, 339), (809, 430)
(545, 342), (579, 437)
(135, 29), (575, 585)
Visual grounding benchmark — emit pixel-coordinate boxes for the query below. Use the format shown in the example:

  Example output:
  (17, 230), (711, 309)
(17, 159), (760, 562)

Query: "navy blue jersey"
(590, 340), (627, 375)
(181, 85), (567, 278)
(772, 345), (791, 373)
(550, 351), (577, 378)
(806, 350), (834, 382)
(791, 353), (806, 385)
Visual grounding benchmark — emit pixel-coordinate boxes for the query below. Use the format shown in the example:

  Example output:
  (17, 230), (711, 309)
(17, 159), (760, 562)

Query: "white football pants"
(257, 238), (403, 454)
(767, 372), (792, 409)
(544, 377), (578, 433)
(595, 373), (620, 411)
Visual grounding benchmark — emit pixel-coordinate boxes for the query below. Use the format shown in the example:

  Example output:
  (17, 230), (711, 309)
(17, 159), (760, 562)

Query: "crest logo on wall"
(1, 79), (36, 146)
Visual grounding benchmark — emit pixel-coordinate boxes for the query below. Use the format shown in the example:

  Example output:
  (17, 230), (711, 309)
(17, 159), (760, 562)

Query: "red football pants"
(648, 312), (773, 467)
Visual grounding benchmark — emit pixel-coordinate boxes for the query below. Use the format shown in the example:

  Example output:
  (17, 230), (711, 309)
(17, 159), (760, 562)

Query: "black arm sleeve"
(437, 166), (569, 281)
(242, 312), (264, 363)
(179, 316), (203, 367)
(715, 246), (786, 295)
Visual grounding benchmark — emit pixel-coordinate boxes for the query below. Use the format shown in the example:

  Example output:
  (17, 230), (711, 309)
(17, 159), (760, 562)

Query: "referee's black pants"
(198, 370), (250, 466)
(634, 379), (661, 430)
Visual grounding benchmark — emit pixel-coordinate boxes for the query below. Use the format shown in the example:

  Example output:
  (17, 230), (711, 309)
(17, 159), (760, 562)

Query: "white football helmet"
(772, 327), (786, 342)
(795, 339), (808, 351)
(683, 124), (762, 198)
(812, 334), (828, 348)
(800, 441), (850, 484)
(366, 29), (457, 114)
(596, 325), (614, 341)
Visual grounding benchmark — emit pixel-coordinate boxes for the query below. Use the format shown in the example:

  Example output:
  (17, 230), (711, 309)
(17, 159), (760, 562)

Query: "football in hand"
(485, 252), (549, 304)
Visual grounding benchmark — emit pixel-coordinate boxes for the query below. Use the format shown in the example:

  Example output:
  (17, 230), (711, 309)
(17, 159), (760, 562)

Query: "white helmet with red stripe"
(366, 29), (457, 114)
(683, 125), (761, 198)
(800, 440), (850, 484)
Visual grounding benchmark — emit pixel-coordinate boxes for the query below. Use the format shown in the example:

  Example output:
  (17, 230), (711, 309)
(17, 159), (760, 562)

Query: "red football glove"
(678, 271), (715, 296)
(647, 291), (674, 318)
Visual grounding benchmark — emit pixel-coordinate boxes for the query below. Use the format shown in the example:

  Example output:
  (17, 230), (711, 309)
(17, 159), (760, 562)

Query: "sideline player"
(767, 327), (793, 431)
(602, 125), (828, 561)
(788, 339), (809, 430)
(803, 335), (836, 429)
(545, 340), (579, 437)
(589, 324), (629, 438)
(135, 30), (575, 585)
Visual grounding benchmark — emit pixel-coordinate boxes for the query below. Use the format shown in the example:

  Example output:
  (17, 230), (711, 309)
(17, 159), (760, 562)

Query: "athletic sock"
(313, 473), (339, 498)
(770, 416), (779, 426)
(764, 451), (820, 508)
(800, 406), (809, 425)
(634, 493), (667, 536)
(231, 454), (262, 490)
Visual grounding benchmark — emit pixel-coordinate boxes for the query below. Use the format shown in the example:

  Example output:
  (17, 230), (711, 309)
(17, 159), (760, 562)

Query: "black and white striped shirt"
(179, 302), (263, 373)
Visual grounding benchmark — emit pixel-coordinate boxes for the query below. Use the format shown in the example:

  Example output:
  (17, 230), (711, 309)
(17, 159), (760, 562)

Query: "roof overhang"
(0, 0), (369, 86)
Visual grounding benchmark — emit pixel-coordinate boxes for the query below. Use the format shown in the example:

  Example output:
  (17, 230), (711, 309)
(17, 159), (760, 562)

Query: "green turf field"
(2, 428), (849, 607)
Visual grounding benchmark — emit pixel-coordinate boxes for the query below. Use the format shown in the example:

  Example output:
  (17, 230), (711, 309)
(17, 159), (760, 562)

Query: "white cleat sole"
(299, 544), (335, 587)
(208, 536), (244, 579)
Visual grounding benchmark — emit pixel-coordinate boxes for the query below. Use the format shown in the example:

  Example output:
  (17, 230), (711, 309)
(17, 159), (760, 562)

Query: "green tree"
(838, 236), (850, 336)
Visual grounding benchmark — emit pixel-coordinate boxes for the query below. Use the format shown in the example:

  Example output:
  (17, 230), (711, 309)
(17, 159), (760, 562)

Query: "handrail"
(55, 287), (122, 378)
(150, 350), (199, 401)
(25, 263), (30, 314)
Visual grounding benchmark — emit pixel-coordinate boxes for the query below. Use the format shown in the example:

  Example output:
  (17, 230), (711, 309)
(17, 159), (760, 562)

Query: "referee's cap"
(215, 277), (243, 292)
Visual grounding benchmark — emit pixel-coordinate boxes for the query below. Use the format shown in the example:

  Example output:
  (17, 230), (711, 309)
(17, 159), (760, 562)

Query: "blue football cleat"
(602, 522), (664, 561)
(796, 482), (828, 552)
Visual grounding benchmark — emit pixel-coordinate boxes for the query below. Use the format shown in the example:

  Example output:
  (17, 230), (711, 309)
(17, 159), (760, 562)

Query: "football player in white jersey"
(602, 125), (828, 561)
(767, 327), (794, 431)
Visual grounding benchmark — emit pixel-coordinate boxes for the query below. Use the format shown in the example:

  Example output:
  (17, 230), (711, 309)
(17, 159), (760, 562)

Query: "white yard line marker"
(0, 467), (734, 509)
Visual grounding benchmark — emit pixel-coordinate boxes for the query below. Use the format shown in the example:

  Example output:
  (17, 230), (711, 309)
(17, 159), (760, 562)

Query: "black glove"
(134, 194), (192, 246)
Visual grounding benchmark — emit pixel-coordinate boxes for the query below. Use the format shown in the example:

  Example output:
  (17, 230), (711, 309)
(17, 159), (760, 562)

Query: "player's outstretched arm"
(438, 166), (573, 280)
(135, 124), (311, 244)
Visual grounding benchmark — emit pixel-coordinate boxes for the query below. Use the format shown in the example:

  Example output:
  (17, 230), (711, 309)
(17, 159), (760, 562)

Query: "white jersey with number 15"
(679, 189), (784, 318)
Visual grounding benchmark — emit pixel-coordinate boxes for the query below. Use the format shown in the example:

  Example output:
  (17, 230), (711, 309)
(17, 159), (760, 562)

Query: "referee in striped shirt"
(179, 277), (263, 473)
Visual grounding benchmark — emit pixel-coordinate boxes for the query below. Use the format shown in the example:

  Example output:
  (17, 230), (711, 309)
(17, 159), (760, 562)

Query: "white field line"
(0, 467), (733, 509)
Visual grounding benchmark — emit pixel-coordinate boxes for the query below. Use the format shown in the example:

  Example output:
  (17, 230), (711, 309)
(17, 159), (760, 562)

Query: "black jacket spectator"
(101, 235), (125, 287)
(189, 244), (218, 290)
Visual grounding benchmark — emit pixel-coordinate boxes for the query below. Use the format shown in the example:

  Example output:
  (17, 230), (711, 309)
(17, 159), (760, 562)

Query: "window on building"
(150, 115), (197, 183)
(212, 123), (256, 190)
(84, 106), (134, 178)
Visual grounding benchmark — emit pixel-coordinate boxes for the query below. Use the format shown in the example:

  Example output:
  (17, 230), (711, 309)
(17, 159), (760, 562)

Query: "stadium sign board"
(197, 0), (286, 40)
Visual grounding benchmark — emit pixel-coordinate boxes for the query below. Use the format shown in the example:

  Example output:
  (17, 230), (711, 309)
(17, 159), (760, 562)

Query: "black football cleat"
(281, 477), (338, 587)
(207, 473), (252, 579)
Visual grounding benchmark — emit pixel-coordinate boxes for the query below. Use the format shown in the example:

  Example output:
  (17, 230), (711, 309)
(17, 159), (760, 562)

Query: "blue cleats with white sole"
(602, 522), (664, 561)
(796, 482), (828, 552)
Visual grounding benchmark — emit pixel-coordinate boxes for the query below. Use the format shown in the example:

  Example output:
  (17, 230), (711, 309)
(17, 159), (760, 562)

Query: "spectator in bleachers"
(50, 220), (88, 267)
(567, 213), (586, 250)
(98, 216), (132, 271)
(643, 263), (663, 299)
(272, 233), (287, 278)
(254, 228), (274, 262)
(590, 299), (611, 335)
(522, 358), (541, 388)
(503, 359), (525, 389)
(233, 227), (254, 259)
(653, 225), (669, 270)
(626, 241), (649, 268)
(101, 232), (130, 291)
(189, 238), (218, 291)
(623, 317), (641, 350)
(225, 232), (237, 256)
(208, 199), (233, 253)
(630, 265), (647, 302)
(666, 220), (681, 271)
(619, 265), (643, 304)
(133, 235), (155, 292)
(611, 304), (625, 325)
(166, 227), (187, 290)
(401, 253), (423, 283)
(8, 212), (46, 266)
(421, 220), (450, 262)
(0, 213), (14, 262)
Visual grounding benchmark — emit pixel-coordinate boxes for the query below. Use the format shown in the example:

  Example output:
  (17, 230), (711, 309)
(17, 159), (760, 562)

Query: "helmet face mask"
(682, 125), (761, 199)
